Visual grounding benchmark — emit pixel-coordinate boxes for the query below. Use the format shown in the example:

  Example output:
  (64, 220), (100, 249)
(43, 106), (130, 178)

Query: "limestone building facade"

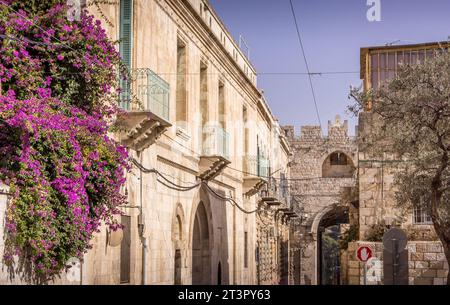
(0, 0), (293, 285)
(283, 116), (358, 285)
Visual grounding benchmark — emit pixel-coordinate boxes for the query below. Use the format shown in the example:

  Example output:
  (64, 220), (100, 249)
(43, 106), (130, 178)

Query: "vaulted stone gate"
(283, 116), (358, 285)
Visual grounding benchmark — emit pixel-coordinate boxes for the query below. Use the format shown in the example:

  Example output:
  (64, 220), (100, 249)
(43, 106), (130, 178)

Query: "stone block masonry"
(345, 241), (448, 285)
(283, 115), (358, 285)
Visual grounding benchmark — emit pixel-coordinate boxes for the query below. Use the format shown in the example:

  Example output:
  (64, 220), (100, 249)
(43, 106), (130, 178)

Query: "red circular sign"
(356, 246), (373, 262)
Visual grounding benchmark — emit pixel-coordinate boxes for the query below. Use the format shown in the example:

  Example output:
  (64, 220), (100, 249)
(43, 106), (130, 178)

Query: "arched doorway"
(172, 205), (185, 285)
(192, 201), (211, 285)
(312, 206), (349, 285)
(174, 215), (183, 285)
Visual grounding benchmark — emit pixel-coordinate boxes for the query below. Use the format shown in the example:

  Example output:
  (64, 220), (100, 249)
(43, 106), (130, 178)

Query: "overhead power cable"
(130, 157), (201, 191)
(203, 182), (263, 215)
(289, 0), (323, 131)
(130, 157), (262, 214)
(162, 134), (336, 182)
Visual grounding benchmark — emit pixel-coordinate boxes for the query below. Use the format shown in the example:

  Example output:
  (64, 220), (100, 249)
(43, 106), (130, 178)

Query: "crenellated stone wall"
(283, 115), (358, 285)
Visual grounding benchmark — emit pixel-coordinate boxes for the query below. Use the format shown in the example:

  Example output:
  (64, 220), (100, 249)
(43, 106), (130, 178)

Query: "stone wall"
(345, 241), (448, 285)
(0, 0), (291, 285)
(284, 115), (358, 285)
(256, 210), (291, 285)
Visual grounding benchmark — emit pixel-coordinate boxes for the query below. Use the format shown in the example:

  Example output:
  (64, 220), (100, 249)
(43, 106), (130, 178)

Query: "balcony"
(242, 156), (268, 196)
(260, 177), (290, 208)
(115, 68), (171, 152)
(198, 126), (230, 180)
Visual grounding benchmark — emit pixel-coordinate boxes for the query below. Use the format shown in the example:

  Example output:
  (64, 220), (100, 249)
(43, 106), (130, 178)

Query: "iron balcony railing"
(243, 156), (269, 178)
(279, 175), (290, 208)
(119, 68), (170, 122)
(258, 156), (269, 178)
(200, 126), (230, 160)
(261, 176), (290, 207)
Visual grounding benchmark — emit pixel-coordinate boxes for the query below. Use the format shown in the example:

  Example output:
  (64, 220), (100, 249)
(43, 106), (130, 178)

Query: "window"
(174, 249), (182, 285)
(418, 50), (425, 63)
(330, 152), (348, 166)
(176, 39), (187, 127)
(218, 81), (225, 129)
(119, 0), (133, 69)
(119, 0), (133, 109)
(323, 152), (354, 178)
(200, 62), (208, 130)
(175, 215), (183, 241)
(369, 48), (444, 89)
(244, 232), (248, 268)
(413, 206), (432, 225)
(243, 106), (248, 155)
(280, 173), (287, 199)
(120, 215), (131, 284)
(387, 52), (396, 79)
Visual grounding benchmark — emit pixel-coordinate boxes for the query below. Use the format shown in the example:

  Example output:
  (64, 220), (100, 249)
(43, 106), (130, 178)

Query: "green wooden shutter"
(120, 0), (133, 109)
(120, 0), (132, 68)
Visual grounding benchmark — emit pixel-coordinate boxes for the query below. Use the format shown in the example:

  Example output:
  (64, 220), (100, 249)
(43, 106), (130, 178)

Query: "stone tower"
(283, 115), (358, 285)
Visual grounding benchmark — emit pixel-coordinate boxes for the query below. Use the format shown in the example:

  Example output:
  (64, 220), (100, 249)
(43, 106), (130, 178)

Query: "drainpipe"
(139, 152), (147, 285)
(142, 237), (148, 285)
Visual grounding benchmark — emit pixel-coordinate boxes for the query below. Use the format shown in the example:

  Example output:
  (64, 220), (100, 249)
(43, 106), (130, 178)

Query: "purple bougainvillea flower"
(0, 0), (129, 281)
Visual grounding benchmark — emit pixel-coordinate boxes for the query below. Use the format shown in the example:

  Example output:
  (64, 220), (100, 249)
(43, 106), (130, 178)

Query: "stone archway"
(172, 204), (185, 285)
(322, 151), (356, 178)
(192, 201), (212, 285)
(311, 205), (349, 285)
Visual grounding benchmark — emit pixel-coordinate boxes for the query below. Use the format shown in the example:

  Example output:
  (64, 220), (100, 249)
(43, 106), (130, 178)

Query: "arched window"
(172, 206), (185, 285)
(322, 152), (355, 178)
(330, 152), (348, 165)
(174, 215), (182, 241)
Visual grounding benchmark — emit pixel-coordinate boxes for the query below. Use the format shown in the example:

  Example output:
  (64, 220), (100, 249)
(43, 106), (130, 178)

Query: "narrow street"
(0, 0), (449, 293)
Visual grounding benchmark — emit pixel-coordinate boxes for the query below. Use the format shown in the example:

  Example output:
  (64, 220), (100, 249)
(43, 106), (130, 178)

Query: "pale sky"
(209, 0), (450, 136)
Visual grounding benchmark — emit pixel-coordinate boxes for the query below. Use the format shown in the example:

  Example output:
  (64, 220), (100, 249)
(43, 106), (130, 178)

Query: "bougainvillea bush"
(0, 0), (129, 282)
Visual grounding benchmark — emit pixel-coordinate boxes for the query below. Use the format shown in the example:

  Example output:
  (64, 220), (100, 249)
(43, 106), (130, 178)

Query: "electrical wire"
(162, 133), (297, 181)
(289, 0), (323, 131)
(131, 156), (262, 213)
(156, 177), (199, 192)
(203, 182), (263, 214)
(0, 8), (360, 78)
(156, 171), (200, 190)
(130, 157), (201, 191)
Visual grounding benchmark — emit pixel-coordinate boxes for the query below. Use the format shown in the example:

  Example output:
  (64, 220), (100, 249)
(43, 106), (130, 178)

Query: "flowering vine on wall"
(0, 0), (129, 282)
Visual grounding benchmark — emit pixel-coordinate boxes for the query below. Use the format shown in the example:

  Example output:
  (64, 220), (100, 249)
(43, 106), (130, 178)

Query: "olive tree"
(350, 50), (450, 284)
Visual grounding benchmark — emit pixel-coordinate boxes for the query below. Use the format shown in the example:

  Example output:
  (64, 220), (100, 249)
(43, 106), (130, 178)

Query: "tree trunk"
(430, 185), (450, 285)
(431, 217), (450, 285)
(441, 239), (450, 285)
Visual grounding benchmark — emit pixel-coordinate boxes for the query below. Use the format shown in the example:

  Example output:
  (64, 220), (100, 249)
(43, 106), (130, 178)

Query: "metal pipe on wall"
(139, 152), (147, 285)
